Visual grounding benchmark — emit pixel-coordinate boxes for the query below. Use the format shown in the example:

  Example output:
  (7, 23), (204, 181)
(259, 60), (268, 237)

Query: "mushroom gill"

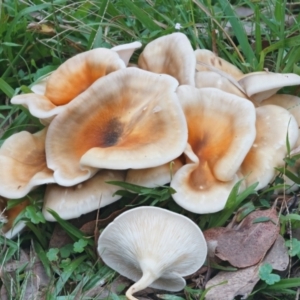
(98, 206), (207, 299)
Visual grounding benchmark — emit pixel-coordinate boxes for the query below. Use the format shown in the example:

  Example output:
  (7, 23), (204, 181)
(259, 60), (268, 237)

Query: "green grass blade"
(87, 0), (108, 49)
(254, 4), (262, 61)
(276, 167), (300, 185)
(121, 0), (161, 31)
(0, 78), (14, 97)
(264, 278), (300, 290)
(54, 254), (88, 296)
(5, 2), (64, 41)
(47, 209), (94, 246)
(25, 222), (48, 249)
(280, 213), (300, 222)
(107, 180), (151, 194)
(282, 47), (300, 73)
(32, 239), (52, 278)
(217, 0), (257, 66)
(208, 181), (258, 228)
(0, 236), (19, 264)
(258, 35), (300, 70)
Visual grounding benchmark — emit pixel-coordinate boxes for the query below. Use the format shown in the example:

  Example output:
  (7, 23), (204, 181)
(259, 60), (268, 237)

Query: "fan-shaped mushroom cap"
(0, 128), (54, 198)
(195, 49), (244, 80)
(111, 41), (142, 66)
(125, 158), (183, 188)
(240, 105), (299, 190)
(195, 71), (247, 99)
(0, 197), (28, 239)
(138, 33), (196, 86)
(178, 86), (256, 181)
(238, 72), (300, 103)
(98, 206), (207, 299)
(260, 94), (300, 147)
(45, 48), (125, 105)
(171, 144), (241, 213)
(171, 86), (256, 213)
(46, 68), (187, 186)
(11, 48), (125, 119)
(42, 170), (126, 221)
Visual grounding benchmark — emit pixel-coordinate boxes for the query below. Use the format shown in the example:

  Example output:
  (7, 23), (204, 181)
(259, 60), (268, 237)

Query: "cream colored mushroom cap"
(125, 158), (183, 188)
(240, 105), (299, 190)
(138, 32), (196, 86)
(98, 206), (207, 296)
(195, 49), (244, 80)
(111, 41), (142, 66)
(0, 128), (54, 199)
(260, 94), (300, 147)
(45, 48), (126, 106)
(238, 72), (300, 103)
(12, 49), (125, 120)
(195, 71), (247, 99)
(46, 68), (188, 186)
(171, 144), (240, 213)
(42, 170), (126, 221)
(177, 86), (256, 182)
(261, 94), (300, 119)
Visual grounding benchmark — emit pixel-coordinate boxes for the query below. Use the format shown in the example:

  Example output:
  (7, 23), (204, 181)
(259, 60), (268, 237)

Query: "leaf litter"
(204, 235), (289, 300)
(203, 208), (289, 300)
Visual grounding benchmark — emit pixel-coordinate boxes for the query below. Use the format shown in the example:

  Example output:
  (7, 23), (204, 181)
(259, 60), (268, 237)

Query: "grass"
(1, 0), (300, 299)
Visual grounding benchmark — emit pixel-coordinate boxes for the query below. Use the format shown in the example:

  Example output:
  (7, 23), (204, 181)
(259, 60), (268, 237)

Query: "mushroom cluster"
(1, 32), (300, 234)
(2, 31), (300, 299)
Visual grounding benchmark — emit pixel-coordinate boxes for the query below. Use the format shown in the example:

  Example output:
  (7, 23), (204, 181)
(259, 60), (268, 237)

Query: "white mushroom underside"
(98, 206), (207, 291)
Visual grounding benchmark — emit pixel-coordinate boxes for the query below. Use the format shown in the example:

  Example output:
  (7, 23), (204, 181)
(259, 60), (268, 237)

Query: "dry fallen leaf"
(49, 223), (73, 249)
(203, 227), (229, 259)
(205, 235), (288, 300)
(264, 235), (289, 271)
(27, 22), (55, 34)
(215, 208), (279, 268)
(205, 264), (258, 300)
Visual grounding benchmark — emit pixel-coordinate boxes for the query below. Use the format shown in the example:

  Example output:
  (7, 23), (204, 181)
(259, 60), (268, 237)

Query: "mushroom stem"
(125, 270), (157, 300)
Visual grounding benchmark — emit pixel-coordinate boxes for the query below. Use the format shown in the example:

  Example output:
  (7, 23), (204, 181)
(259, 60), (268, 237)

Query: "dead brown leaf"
(215, 208), (279, 268)
(205, 264), (259, 300)
(49, 223), (73, 249)
(264, 235), (289, 271)
(204, 227), (229, 259)
(205, 235), (289, 300)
